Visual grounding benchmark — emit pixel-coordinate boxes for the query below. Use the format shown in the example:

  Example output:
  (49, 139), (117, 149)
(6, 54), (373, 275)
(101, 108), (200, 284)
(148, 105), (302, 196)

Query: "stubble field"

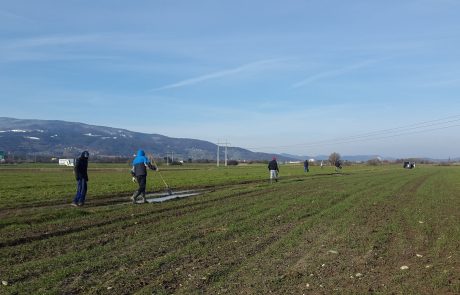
(0, 163), (459, 294)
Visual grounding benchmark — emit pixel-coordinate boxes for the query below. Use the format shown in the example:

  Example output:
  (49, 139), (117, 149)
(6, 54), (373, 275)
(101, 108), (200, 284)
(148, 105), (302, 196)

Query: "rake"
(149, 155), (173, 195)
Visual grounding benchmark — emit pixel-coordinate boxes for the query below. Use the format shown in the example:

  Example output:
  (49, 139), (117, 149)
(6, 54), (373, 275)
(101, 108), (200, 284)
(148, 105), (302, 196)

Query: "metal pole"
(224, 145), (227, 166)
(217, 145), (220, 167)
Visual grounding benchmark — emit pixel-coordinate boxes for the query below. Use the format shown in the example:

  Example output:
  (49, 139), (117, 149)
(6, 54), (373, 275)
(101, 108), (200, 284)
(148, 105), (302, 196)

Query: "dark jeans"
(73, 178), (87, 204)
(133, 175), (147, 198)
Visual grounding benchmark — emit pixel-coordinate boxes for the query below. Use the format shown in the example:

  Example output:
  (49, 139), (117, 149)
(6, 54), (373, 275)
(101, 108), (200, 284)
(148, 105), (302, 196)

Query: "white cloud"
(0, 9), (32, 23)
(0, 34), (116, 63)
(2, 34), (102, 49)
(151, 59), (284, 91)
(423, 77), (460, 87)
(292, 59), (379, 88)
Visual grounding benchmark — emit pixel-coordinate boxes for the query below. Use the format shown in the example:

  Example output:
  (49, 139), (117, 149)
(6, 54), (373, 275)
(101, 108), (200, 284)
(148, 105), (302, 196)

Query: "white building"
(59, 158), (75, 167)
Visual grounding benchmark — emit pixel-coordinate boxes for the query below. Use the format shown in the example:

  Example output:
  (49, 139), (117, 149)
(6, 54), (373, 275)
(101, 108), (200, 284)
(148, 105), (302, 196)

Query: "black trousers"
(133, 174), (147, 198)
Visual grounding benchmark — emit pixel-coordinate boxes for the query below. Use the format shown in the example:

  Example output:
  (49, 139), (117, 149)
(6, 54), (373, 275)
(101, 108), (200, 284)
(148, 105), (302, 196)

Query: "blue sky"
(1, 0), (460, 158)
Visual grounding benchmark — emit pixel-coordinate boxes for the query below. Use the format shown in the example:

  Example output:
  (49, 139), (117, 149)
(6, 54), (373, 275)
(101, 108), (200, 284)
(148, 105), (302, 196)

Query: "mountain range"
(0, 117), (296, 161)
(1, 118), (454, 162)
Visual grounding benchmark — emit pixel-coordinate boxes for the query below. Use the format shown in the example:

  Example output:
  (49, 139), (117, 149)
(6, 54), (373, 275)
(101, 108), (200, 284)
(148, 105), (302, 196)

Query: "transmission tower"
(216, 140), (230, 167)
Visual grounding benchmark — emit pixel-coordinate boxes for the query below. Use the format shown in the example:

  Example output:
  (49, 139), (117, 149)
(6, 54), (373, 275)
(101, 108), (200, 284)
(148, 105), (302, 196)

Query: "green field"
(0, 163), (459, 294)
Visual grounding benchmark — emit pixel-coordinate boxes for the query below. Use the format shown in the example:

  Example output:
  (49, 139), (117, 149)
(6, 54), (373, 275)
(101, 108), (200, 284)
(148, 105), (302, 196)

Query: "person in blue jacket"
(72, 151), (89, 206)
(131, 149), (157, 203)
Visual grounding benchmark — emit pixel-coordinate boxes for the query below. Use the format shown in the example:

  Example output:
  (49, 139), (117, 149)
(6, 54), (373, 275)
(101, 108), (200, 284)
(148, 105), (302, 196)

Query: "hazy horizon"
(1, 116), (458, 160)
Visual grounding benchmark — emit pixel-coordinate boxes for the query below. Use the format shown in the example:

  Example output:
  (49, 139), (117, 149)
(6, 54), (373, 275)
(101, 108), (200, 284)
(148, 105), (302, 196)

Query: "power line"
(304, 123), (460, 148)
(246, 114), (460, 151)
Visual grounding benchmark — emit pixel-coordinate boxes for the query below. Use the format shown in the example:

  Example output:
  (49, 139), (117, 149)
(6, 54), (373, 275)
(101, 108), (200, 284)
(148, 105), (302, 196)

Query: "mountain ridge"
(0, 117), (295, 161)
(1, 117), (457, 162)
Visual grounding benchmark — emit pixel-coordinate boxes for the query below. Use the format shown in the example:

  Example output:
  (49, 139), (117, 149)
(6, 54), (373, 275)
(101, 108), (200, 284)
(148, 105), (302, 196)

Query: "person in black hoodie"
(72, 151), (89, 206)
(304, 159), (309, 173)
(268, 157), (279, 183)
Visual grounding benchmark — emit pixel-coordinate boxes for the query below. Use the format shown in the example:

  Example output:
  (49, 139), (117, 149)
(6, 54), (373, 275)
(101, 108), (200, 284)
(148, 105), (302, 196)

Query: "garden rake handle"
(150, 156), (170, 189)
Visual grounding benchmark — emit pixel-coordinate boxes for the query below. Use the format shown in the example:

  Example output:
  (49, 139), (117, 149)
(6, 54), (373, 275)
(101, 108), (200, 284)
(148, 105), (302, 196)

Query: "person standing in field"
(268, 157), (279, 183)
(304, 159), (309, 173)
(72, 151), (89, 207)
(334, 160), (342, 172)
(131, 149), (157, 204)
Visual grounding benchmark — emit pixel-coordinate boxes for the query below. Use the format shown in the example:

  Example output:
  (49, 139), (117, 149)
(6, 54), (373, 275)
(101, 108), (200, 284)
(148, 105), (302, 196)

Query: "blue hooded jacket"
(132, 149), (154, 176)
(132, 149), (149, 166)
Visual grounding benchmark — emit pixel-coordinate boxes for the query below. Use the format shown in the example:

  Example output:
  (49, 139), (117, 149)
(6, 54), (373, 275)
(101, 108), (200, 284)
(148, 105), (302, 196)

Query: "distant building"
(59, 158), (75, 166)
(0, 151), (4, 163)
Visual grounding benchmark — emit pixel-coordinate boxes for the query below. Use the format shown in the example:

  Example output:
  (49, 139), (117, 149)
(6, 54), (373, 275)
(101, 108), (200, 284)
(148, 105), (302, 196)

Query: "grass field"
(0, 163), (459, 294)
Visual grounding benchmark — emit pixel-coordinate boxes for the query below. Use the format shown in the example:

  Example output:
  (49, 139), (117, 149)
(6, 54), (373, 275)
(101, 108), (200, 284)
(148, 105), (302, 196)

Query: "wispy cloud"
(291, 59), (379, 88)
(423, 77), (460, 87)
(3, 34), (102, 49)
(0, 34), (117, 63)
(0, 52), (118, 63)
(151, 59), (283, 91)
(0, 9), (32, 23)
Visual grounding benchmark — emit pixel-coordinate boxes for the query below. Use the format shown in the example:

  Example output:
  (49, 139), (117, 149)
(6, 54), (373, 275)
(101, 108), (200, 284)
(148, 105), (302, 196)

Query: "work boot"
(131, 192), (139, 204)
(140, 193), (147, 204)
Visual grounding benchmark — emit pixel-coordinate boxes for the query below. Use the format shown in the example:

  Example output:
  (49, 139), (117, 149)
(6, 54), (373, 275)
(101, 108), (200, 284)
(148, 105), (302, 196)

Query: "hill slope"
(0, 117), (293, 161)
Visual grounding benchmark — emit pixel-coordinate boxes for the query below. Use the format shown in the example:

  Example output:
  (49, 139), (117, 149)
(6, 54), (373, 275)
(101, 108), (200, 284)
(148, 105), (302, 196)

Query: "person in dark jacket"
(268, 157), (279, 183)
(334, 160), (342, 172)
(72, 151), (89, 206)
(131, 149), (157, 203)
(304, 159), (309, 173)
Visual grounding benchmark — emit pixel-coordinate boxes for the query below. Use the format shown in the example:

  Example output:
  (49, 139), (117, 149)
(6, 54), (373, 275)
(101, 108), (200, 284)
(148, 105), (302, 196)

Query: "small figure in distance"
(71, 151), (89, 207)
(304, 159), (309, 173)
(320, 160), (324, 169)
(268, 157), (279, 184)
(131, 149), (157, 204)
(334, 160), (342, 172)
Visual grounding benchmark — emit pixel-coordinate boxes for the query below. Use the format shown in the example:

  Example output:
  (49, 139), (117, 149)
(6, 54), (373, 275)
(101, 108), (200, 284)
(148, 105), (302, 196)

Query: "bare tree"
(328, 152), (341, 166)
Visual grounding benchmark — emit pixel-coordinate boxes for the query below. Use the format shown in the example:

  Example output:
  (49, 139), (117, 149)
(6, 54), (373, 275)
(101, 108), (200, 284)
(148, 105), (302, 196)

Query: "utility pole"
(216, 140), (230, 167)
(217, 144), (220, 167)
(225, 144), (228, 166)
(166, 152), (174, 165)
